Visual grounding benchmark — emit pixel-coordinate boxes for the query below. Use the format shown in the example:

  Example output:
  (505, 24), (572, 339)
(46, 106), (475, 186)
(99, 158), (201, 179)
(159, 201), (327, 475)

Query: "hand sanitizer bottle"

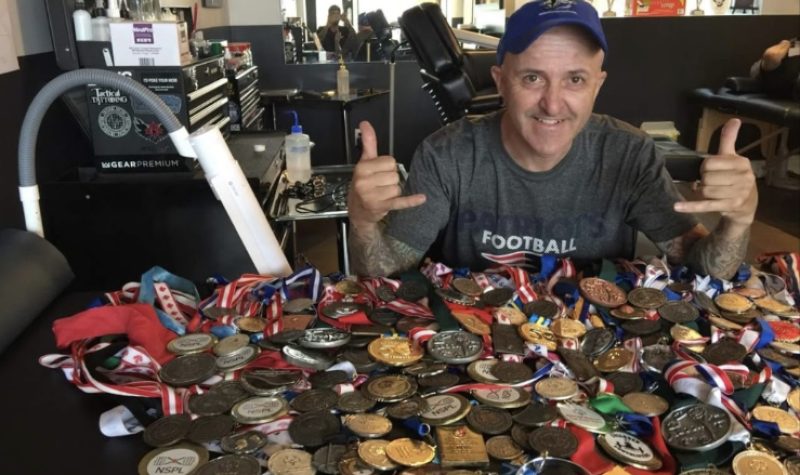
(73, 1), (93, 41)
(285, 111), (312, 183)
(337, 59), (350, 98)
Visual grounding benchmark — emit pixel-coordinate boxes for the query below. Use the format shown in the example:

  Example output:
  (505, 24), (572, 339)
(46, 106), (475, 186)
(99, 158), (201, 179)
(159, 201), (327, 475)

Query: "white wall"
(762, 0), (800, 15)
(226, 0), (283, 26)
(196, 4), (230, 28)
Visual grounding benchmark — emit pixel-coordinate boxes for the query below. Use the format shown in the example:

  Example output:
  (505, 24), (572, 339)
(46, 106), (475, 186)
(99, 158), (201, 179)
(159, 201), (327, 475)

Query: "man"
(347, 0), (757, 280)
(750, 38), (800, 101)
(317, 5), (355, 55)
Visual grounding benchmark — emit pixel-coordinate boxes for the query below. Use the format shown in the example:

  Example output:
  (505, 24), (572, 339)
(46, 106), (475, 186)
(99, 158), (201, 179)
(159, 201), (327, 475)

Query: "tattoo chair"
(398, 3), (502, 125)
(691, 76), (800, 190)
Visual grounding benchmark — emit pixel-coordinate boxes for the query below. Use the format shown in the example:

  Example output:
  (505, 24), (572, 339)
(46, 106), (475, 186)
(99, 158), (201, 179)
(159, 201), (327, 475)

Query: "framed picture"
(202, 0), (223, 8)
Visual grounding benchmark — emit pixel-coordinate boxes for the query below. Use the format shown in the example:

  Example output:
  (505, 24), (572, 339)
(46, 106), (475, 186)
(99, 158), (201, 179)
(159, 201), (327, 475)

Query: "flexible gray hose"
(18, 68), (183, 186)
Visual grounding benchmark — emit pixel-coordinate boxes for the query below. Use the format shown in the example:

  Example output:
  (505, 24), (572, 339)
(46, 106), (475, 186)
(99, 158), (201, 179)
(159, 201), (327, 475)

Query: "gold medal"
(494, 307), (527, 325)
(518, 323), (558, 351)
(363, 374), (418, 403)
(435, 425), (490, 468)
(751, 406), (800, 434)
(367, 336), (424, 367)
(384, 438), (436, 467)
(754, 296), (796, 316)
(732, 450), (787, 475)
(551, 318), (587, 339)
(593, 347), (633, 372)
(534, 377), (579, 401)
(714, 292), (753, 314)
(419, 394), (471, 426)
(788, 388), (800, 413)
(622, 392), (669, 417)
(358, 439), (398, 471)
(452, 311), (491, 335)
(670, 324), (704, 342)
(234, 317), (266, 334)
(708, 315), (743, 331)
(343, 414), (393, 438)
(335, 279), (364, 296)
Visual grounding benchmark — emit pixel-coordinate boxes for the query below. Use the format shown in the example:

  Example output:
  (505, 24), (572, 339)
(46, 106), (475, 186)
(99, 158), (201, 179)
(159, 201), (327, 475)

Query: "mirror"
(279, 0), (436, 64)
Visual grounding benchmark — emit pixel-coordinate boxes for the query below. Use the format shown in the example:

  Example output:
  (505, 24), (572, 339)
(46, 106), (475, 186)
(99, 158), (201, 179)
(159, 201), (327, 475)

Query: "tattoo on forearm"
(349, 225), (424, 277)
(658, 223), (749, 280)
(686, 226), (749, 280)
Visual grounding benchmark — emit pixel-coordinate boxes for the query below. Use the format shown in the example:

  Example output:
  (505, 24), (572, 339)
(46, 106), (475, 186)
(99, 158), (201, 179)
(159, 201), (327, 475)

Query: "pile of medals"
(58, 260), (800, 475)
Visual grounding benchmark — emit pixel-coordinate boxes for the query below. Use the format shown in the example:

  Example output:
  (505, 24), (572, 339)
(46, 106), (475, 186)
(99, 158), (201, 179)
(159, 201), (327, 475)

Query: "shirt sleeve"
(384, 139), (456, 253)
(624, 138), (698, 243)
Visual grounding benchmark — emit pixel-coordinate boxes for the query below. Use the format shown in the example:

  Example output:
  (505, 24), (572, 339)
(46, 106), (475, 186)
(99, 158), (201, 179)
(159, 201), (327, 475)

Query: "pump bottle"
(73, 1), (93, 41)
(285, 111), (312, 183)
(337, 60), (350, 98)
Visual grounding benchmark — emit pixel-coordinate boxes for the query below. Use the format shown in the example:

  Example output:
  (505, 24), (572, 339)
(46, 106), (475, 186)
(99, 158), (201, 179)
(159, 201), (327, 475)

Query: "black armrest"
(0, 229), (74, 353)
(724, 76), (762, 94)
(466, 93), (502, 113)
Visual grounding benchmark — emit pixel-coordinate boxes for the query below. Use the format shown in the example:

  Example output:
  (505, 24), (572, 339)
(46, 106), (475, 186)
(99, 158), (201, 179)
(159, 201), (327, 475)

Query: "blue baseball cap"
(497, 0), (608, 65)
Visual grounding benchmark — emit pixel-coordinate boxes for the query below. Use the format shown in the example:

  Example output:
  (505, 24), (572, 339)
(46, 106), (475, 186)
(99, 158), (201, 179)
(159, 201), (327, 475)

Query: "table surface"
(268, 164), (407, 222)
(0, 292), (149, 474)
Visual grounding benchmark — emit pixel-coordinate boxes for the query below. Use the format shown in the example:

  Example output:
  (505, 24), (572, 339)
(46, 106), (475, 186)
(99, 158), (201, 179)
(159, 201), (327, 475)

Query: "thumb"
(718, 118), (741, 156)
(359, 121), (378, 161)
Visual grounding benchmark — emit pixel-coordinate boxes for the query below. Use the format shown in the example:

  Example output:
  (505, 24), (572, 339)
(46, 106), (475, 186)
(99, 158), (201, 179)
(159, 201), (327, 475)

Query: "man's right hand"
(347, 121), (426, 230)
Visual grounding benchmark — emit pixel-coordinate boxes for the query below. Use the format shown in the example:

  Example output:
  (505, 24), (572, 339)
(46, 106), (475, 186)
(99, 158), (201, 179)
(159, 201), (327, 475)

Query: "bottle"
(337, 60), (350, 98)
(73, 1), (93, 41)
(285, 111), (312, 183)
(91, 7), (111, 41)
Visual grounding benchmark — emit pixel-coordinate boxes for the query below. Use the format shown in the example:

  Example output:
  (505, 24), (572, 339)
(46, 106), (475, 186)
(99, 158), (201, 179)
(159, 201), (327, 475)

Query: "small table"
(268, 163), (407, 275)
(261, 89), (389, 163)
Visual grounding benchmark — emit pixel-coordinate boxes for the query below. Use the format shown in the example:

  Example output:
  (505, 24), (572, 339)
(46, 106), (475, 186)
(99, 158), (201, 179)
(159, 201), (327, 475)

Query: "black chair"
(730, 0), (759, 14)
(399, 3), (502, 125)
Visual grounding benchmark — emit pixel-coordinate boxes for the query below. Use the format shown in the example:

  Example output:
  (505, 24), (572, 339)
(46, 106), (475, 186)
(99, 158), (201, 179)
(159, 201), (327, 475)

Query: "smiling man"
(347, 0), (757, 280)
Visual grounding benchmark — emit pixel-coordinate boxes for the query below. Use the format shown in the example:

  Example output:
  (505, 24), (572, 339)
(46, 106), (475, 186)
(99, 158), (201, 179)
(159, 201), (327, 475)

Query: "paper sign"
(633, 0), (686, 16)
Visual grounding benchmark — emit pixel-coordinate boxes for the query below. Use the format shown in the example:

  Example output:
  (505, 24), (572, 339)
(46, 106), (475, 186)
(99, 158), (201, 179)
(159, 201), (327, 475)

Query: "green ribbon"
(590, 392), (632, 415)
(599, 259), (618, 284)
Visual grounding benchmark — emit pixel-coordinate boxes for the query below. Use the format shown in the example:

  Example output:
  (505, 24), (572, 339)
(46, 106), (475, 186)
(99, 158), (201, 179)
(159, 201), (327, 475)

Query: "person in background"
(317, 5), (355, 55)
(750, 38), (800, 101)
(347, 0), (757, 281)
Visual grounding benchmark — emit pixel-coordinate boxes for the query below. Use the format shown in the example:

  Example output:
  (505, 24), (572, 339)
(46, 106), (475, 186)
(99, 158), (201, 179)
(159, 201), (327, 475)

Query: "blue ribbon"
(670, 265), (691, 282)
(751, 419), (781, 438)
(755, 318), (776, 349)
(616, 413), (654, 438)
(210, 324), (237, 339)
(138, 266), (200, 335)
(400, 417), (430, 436)
(662, 287), (682, 301)
(539, 255), (557, 281)
(453, 267), (470, 278)
(734, 263), (751, 283)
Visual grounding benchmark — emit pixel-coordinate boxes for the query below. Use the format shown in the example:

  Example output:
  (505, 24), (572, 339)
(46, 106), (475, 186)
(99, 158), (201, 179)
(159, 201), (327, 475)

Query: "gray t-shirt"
(385, 111), (697, 269)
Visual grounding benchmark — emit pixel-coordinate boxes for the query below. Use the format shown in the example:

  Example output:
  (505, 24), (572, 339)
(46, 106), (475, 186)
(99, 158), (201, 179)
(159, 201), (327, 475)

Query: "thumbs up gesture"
(347, 121), (426, 230)
(674, 119), (758, 227)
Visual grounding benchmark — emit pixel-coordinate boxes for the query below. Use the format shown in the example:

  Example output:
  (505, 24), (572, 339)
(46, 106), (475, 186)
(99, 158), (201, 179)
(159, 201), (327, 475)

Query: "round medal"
(384, 438), (436, 468)
(662, 403), (731, 451)
(167, 333), (217, 355)
(534, 377), (578, 401)
(195, 455), (261, 475)
(627, 287), (667, 310)
(557, 403), (606, 432)
(452, 311), (491, 335)
(550, 318), (586, 339)
(472, 387), (531, 409)
(485, 435), (524, 461)
(427, 330), (484, 364)
(593, 347), (634, 372)
(268, 448), (315, 475)
(466, 405), (513, 435)
(343, 413), (393, 438)
(213, 333), (250, 356)
(732, 450), (787, 475)
(528, 426), (578, 458)
(419, 394), (471, 425)
(769, 320), (800, 342)
(658, 300), (700, 323)
(751, 406), (800, 434)
(452, 277), (483, 297)
(363, 374), (419, 403)
(597, 432), (662, 470)
(358, 440), (398, 471)
(138, 443), (208, 475)
(579, 278), (627, 308)
(714, 292), (753, 314)
(622, 392), (669, 417)
(367, 337), (424, 367)
(231, 396), (288, 424)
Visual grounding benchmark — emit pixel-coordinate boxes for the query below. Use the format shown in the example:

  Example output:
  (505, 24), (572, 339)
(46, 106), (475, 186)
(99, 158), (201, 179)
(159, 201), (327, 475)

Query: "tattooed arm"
(657, 222), (750, 280)
(349, 221), (425, 277)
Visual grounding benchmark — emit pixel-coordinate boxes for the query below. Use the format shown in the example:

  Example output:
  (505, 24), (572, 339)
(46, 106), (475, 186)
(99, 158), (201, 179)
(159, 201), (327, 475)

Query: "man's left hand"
(674, 118), (758, 228)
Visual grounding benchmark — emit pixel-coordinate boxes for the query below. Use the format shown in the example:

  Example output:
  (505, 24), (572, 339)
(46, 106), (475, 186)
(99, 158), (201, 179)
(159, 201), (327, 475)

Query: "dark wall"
(0, 53), (93, 230)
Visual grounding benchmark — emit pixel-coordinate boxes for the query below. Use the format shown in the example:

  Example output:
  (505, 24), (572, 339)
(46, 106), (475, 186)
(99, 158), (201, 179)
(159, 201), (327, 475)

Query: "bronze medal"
(627, 287), (667, 310)
(579, 278), (627, 308)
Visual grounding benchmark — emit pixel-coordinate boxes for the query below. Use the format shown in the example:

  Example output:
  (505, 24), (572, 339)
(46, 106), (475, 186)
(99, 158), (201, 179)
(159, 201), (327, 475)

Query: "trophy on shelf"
(692, 0), (706, 15)
(603, 0), (617, 16)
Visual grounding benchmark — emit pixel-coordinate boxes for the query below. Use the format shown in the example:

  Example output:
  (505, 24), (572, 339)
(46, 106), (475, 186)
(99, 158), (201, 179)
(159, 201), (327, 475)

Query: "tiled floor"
(296, 179), (800, 275)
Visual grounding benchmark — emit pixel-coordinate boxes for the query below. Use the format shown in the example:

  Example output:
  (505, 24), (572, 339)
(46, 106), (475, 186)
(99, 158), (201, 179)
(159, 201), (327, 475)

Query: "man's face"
(491, 26), (607, 164)
(329, 10), (341, 24)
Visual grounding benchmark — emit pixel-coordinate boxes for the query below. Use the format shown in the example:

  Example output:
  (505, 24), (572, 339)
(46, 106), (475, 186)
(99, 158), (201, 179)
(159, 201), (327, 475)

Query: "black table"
(0, 292), (149, 474)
